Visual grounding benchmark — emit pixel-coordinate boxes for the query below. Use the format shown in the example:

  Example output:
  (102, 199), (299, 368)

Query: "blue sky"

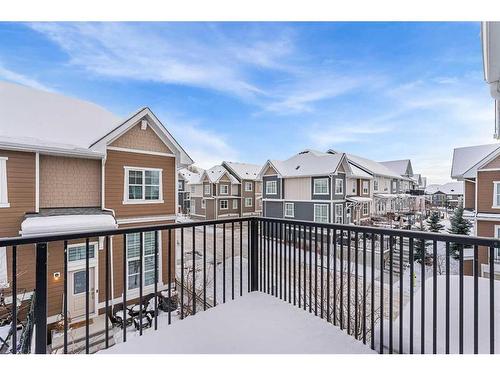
(0, 22), (494, 183)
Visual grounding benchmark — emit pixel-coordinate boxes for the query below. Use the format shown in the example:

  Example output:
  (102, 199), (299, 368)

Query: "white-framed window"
(126, 232), (159, 290)
(220, 184), (229, 195)
(346, 207), (352, 222)
(362, 181), (369, 195)
(351, 180), (357, 194)
(266, 180), (277, 195)
(314, 178), (329, 195)
(201, 199), (206, 209)
(220, 200), (228, 209)
(392, 180), (397, 191)
(494, 226), (500, 261)
(190, 185), (196, 193)
(0, 157), (8, 208)
(284, 202), (295, 217)
(314, 204), (329, 223)
(362, 202), (369, 216)
(124, 167), (163, 204)
(244, 197), (253, 207)
(204, 184), (211, 195)
(177, 181), (183, 191)
(233, 199), (238, 209)
(245, 181), (253, 192)
(493, 182), (500, 208)
(335, 178), (343, 195)
(191, 199), (196, 213)
(67, 243), (97, 263)
(335, 204), (343, 224)
(373, 179), (379, 192)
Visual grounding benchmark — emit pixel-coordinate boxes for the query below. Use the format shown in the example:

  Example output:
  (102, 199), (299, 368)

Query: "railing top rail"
(1, 215), (498, 248)
(259, 217), (500, 247)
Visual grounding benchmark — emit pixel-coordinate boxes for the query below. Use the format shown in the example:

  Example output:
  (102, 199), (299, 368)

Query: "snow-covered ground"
(102, 292), (375, 354)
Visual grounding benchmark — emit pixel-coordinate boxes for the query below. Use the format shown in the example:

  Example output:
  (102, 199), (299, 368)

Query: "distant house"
(451, 143), (500, 279)
(177, 168), (202, 214)
(425, 182), (464, 208)
(221, 161), (262, 217)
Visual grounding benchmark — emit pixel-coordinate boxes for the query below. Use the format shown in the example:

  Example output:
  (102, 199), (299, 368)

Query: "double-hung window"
(373, 180), (379, 192)
(335, 178), (343, 195)
(125, 167), (162, 203)
(314, 178), (329, 195)
(0, 157), (9, 208)
(201, 199), (206, 209)
(266, 180), (277, 195)
(493, 182), (500, 208)
(362, 202), (369, 216)
(244, 197), (252, 207)
(220, 185), (229, 195)
(284, 202), (294, 218)
(362, 181), (369, 195)
(314, 204), (329, 223)
(392, 180), (397, 192)
(220, 200), (228, 209)
(204, 184), (211, 195)
(335, 204), (343, 224)
(233, 200), (238, 209)
(245, 182), (253, 192)
(126, 232), (158, 290)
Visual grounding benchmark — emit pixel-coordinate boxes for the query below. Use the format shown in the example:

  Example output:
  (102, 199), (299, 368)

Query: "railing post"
(250, 218), (259, 292)
(34, 242), (48, 354)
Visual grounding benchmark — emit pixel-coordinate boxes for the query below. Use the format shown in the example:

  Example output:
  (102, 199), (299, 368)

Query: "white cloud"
(0, 63), (54, 92)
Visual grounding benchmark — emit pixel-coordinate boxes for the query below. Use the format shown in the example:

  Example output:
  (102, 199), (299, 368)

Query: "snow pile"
(102, 292), (375, 354)
(21, 214), (117, 236)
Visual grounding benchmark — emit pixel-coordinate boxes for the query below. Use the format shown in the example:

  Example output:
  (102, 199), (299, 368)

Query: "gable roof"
(178, 168), (203, 184)
(222, 161), (262, 181)
(202, 165), (239, 184)
(451, 143), (500, 179)
(379, 159), (413, 177)
(328, 149), (402, 179)
(349, 162), (373, 179)
(426, 182), (464, 195)
(0, 81), (193, 165)
(259, 149), (350, 178)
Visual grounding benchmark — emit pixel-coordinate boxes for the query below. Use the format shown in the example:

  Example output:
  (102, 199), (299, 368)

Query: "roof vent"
(298, 150), (309, 155)
(140, 119), (148, 130)
(295, 165), (300, 170)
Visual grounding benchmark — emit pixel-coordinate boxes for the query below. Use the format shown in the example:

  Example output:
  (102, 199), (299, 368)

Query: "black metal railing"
(0, 216), (498, 354)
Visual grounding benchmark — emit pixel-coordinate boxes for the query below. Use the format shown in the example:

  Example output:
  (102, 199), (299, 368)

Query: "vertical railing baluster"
(371, 234), (375, 351)
(298, 225), (301, 306)
(421, 235), (425, 354)
(326, 228), (331, 322)
(287, 223), (291, 303)
(259, 221), (263, 293)
(139, 232), (143, 335)
(294, 224), (297, 306)
(409, 237), (414, 354)
(380, 234), (384, 354)
(309, 226), (312, 312)
(490, 246), (495, 354)
(11, 245), (17, 354)
(347, 230), (351, 335)
(168, 229), (172, 324)
(122, 234), (127, 342)
(105, 236), (110, 346)
(355, 232), (359, 340)
(192, 227), (196, 315)
(333, 229), (337, 325)
(271, 222), (274, 296)
(389, 235), (393, 354)
(314, 226), (318, 316)
(240, 221), (243, 297)
(433, 240), (437, 354)
(399, 236), (403, 354)
(213, 224), (217, 306)
(445, 241), (450, 353)
(276, 222), (279, 297)
(85, 238), (90, 353)
(340, 229), (344, 330)
(181, 228), (184, 319)
(247, 220), (251, 294)
(154, 231), (158, 329)
(363, 233), (367, 345)
(474, 244), (479, 354)
(231, 222), (235, 300)
(280, 222), (283, 300)
(63, 241), (68, 353)
(223, 223), (226, 303)
(320, 227), (323, 316)
(203, 226), (207, 310)
(459, 244), (464, 354)
(283, 223), (287, 301)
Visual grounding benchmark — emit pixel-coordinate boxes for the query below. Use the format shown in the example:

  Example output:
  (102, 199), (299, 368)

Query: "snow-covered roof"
(379, 159), (412, 176)
(346, 196), (373, 203)
(348, 162), (373, 179)
(328, 149), (402, 179)
(21, 214), (117, 236)
(451, 143), (500, 179)
(425, 182), (464, 195)
(262, 149), (348, 178)
(203, 165), (239, 184)
(222, 161), (262, 181)
(178, 168), (203, 185)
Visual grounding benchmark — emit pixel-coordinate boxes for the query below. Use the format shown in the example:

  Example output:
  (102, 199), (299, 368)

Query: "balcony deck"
(101, 292), (375, 354)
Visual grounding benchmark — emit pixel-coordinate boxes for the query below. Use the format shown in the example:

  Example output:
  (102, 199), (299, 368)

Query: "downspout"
(101, 156), (115, 307)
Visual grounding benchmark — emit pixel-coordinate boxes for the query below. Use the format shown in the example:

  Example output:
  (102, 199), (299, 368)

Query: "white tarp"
(21, 215), (117, 236)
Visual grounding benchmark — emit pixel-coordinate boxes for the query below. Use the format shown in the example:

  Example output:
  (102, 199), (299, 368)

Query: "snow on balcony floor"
(102, 292), (375, 354)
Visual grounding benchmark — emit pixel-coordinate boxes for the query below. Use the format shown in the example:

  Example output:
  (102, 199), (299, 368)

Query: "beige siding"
(477, 170), (500, 214)
(284, 177), (311, 200)
(40, 155), (101, 208)
(110, 122), (173, 154)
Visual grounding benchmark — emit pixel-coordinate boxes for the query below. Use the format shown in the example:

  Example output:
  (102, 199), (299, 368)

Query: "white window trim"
(204, 184), (211, 195)
(245, 181), (253, 192)
(0, 157), (9, 208)
(126, 231), (162, 292)
(493, 181), (500, 208)
(284, 202), (295, 218)
(220, 184), (229, 195)
(123, 166), (164, 205)
(334, 178), (343, 195)
(362, 202), (369, 216)
(201, 199), (206, 209)
(244, 197), (253, 207)
(220, 199), (228, 210)
(373, 179), (379, 192)
(233, 199), (238, 209)
(362, 181), (369, 195)
(266, 180), (277, 195)
(334, 203), (344, 224)
(314, 178), (330, 195)
(67, 242), (98, 271)
(314, 203), (329, 223)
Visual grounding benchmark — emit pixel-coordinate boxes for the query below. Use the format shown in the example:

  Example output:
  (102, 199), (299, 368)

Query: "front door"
(68, 267), (96, 320)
